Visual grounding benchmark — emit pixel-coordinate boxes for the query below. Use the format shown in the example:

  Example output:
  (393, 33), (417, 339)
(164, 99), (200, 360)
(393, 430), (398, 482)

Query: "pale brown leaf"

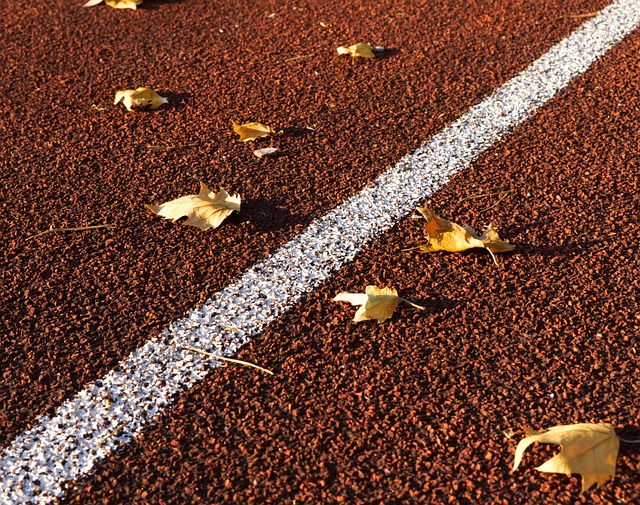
(84, 0), (142, 9)
(333, 285), (425, 323)
(233, 122), (276, 142)
(145, 182), (240, 230)
(513, 423), (620, 492)
(336, 42), (375, 58)
(407, 207), (514, 265)
(114, 87), (168, 111)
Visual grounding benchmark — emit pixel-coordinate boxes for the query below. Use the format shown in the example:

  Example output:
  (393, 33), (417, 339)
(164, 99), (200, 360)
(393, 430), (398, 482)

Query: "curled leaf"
(514, 423), (620, 493)
(145, 182), (240, 230)
(333, 285), (425, 323)
(336, 42), (375, 59)
(84, 0), (142, 9)
(233, 122), (276, 142)
(114, 87), (168, 112)
(406, 207), (514, 265)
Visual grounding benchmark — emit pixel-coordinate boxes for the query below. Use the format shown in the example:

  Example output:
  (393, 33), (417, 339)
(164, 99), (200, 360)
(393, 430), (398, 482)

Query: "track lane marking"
(3, 1), (640, 502)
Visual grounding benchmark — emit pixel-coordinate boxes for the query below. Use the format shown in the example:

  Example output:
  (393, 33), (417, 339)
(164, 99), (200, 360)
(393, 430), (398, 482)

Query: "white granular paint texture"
(2, 1), (640, 502)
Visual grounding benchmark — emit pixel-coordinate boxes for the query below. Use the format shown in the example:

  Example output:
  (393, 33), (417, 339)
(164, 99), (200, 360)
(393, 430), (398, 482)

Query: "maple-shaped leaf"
(83, 0), (142, 9)
(233, 122), (276, 142)
(145, 182), (240, 230)
(513, 423), (620, 492)
(333, 285), (425, 323)
(336, 42), (375, 58)
(406, 207), (515, 265)
(114, 88), (168, 112)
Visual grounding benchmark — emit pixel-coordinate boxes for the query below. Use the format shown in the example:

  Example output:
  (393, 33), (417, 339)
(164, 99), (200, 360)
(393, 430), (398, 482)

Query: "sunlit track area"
(1, 0), (639, 503)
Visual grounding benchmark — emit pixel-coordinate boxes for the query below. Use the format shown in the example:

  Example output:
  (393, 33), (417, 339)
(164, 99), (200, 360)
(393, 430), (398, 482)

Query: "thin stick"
(459, 189), (511, 202)
(183, 345), (274, 375)
(559, 12), (598, 19)
(285, 54), (313, 62)
(26, 224), (114, 241)
(619, 437), (640, 444)
(147, 143), (198, 151)
(479, 192), (511, 212)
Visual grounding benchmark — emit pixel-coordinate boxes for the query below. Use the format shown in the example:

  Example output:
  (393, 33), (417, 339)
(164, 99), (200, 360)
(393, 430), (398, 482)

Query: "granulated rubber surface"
(1, 0), (638, 503)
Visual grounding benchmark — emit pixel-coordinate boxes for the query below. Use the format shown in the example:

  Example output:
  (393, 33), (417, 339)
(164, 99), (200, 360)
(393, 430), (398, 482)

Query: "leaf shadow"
(234, 197), (310, 233)
(618, 426), (640, 451)
(143, 0), (187, 9)
(163, 91), (191, 112)
(512, 238), (602, 260)
(423, 295), (457, 314)
(278, 127), (319, 139)
(374, 47), (400, 61)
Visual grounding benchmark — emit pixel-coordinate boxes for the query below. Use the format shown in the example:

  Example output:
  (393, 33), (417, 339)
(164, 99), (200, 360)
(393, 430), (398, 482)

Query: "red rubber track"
(1, 0), (638, 503)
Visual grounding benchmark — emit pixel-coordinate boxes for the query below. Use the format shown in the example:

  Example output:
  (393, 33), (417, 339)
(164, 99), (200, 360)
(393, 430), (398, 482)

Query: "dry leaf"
(145, 182), (240, 230)
(253, 147), (281, 159)
(83, 0), (142, 9)
(114, 88), (168, 112)
(333, 285), (425, 323)
(407, 207), (515, 265)
(513, 423), (620, 492)
(336, 42), (375, 59)
(233, 122), (276, 142)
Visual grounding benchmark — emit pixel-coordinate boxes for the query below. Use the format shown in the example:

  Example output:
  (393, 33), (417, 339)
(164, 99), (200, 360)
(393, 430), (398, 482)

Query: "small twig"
(479, 191), (511, 212)
(559, 12), (598, 19)
(26, 224), (114, 241)
(459, 189), (511, 203)
(285, 54), (314, 62)
(183, 345), (274, 375)
(148, 143), (198, 151)
(619, 437), (640, 444)
(401, 244), (425, 252)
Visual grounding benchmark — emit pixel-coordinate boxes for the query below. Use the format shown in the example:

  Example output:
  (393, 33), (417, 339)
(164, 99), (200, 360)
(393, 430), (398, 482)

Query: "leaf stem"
(484, 246), (499, 267)
(619, 437), (640, 444)
(398, 297), (427, 311)
(183, 345), (274, 375)
(26, 224), (114, 241)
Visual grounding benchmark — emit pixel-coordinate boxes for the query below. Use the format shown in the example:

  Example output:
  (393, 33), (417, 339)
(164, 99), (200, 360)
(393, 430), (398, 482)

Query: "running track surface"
(1, 0), (639, 503)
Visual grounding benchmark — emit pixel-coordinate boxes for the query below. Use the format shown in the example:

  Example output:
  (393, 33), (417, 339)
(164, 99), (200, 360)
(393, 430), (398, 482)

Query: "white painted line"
(2, 1), (640, 502)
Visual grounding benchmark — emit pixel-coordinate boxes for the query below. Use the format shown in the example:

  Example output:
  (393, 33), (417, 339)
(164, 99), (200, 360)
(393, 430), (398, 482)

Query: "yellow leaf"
(84, 0), (142, 9)
(408, 207), (515, 265)
(336, 42), (375, 59)
(105, 0), (141, 8)
(233, 122), (276, 142)
(513, 423), (620, 492)
(114, 87), (168, 112)
(333, 285), (425, 323)
(145, 182), (241, 230)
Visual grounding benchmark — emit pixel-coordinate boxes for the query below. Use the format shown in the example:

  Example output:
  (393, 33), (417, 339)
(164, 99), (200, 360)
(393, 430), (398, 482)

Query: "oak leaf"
(145, 182), (240, 230)
(513, 423), (620, 492)
(233, 122), (276, 142)
(333, 285), (425, 323)
(407, 207), (514, 265)
(83, 0), (142, 9)
(336, 42), (375, 59)
(114, 87), (168, 111)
